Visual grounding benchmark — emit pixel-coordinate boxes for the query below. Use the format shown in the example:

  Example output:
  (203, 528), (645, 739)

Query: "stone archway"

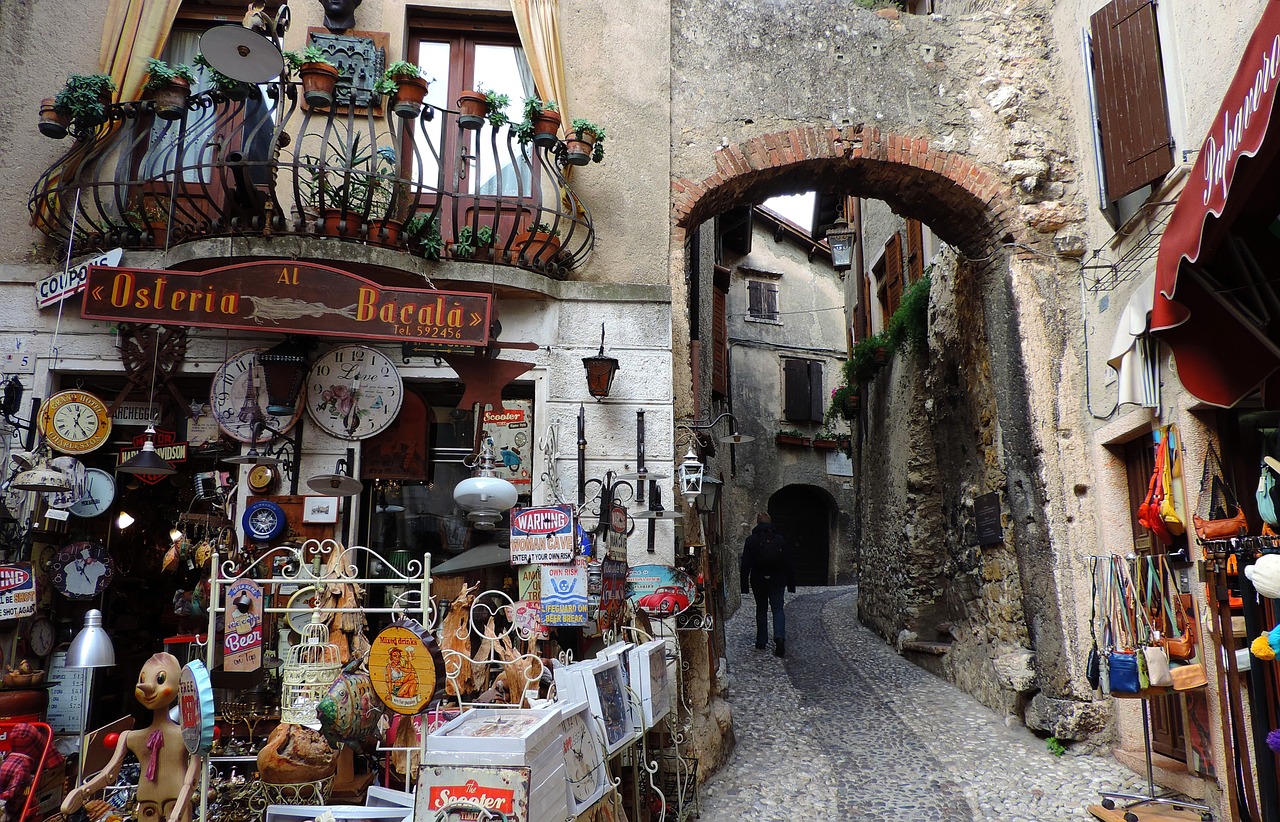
(671, 124), (1089, 728)
(768, 483), (836, 586)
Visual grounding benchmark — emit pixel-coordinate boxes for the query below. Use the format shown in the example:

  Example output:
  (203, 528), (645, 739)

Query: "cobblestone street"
(698, 587), (1148, 821)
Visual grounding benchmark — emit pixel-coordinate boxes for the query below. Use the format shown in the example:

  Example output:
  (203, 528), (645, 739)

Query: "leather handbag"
(1194, 441), (1249, 540)
(1170, 661), (1208, 690)
(1108, 651), (1141, 693)
(1163, 593), (1199, 659)
(1159, 429), (1185, 536)
(1143, 645), (1173, 687)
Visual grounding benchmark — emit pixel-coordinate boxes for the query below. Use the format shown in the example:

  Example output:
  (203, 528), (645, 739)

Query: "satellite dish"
(199, 25), (284, 84)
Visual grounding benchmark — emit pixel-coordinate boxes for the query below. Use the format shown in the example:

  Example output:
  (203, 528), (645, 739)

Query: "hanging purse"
(1107, 558), (1143, 695)
(1159, 428), (1185, 536)
(1170, 660), (1208, 690)
(1154, 555), (1198, 660)
(1257, 456), (1280, 529)
(1145, 443), (1174, 544)
(1109, 651), (1141, 693)
(1143, 645), (1173, 687)
(1193, 441), (1248, 541)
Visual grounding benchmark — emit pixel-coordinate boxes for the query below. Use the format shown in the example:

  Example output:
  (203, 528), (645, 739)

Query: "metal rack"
(1080, 201), (1177, 293)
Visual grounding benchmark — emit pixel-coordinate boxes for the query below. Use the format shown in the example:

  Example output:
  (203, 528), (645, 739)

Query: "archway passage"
(768, 485), (832, 586)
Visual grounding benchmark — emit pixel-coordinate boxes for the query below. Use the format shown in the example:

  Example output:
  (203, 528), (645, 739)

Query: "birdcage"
(280, 612), (343, 725)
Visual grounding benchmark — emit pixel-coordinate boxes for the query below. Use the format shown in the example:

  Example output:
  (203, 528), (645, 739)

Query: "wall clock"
(560, 700), (607, 814)
(28, 615), (56, 658)
(246, 463), (279, 495)
(210, 348), (305, 443)
(68, 469), (115, 518)
(305, 345), (403, 440)
(50, 541), (114, 600)
(37, 390), (111, 455)
(242, 499), (287, 542)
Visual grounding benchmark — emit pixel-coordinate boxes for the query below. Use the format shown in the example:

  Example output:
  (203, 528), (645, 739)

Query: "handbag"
(1170, 661), (1208, 690)
(1159, 429), (1185, 536)
(1151, 556), (1198, 660)
(1143, 645), (1173, 687)
(1109, 651), (1141, 693)
(1194, 441), (1247, 540)
(1258, 457), (1280, 529)
(1086, 558), (1102, 690)
(1142, 443), (1174, 544)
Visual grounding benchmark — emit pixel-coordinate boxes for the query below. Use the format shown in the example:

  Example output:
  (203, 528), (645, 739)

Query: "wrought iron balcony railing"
(29, 81), (594, 277)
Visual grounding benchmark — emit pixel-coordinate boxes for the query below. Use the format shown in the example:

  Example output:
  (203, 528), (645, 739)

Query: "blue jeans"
(753, 581), (785, 647)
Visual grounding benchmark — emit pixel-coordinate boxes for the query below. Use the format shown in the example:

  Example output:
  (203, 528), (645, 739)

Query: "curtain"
(509, 0), (569, 128)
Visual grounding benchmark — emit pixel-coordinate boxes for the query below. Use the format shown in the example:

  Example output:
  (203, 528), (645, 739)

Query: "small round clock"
(247, 463), (279, 495)
(37, 390), (112, 455)
(210, 348), (305, 443)
(242, 499), (287, 542)
(28, 616), (56, 658)
(50, 541), (114, 600)
(69, 469), (116, 518)
(305, 345), (403, 440)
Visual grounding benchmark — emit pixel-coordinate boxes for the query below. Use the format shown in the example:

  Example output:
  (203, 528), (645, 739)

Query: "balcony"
(29, 81), (594, 278)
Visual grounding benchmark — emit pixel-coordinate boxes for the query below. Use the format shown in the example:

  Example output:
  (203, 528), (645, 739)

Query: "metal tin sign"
(36, 248), (122, 309)
(599, 558), (627, 630)
(626, 564), (697, 618)
(510, 505), (575, 565)
(418, 766), (530, 819)
(82, 261), (492, 346)
(540, 559), (589, 626)
(179, 660), (216, 755)
(482, 404), (532, 489)
(0, 564), (36, 620)
(369, 620), (445, 715)
(223, 580), (263, 672)
(974, 492), (1002, 546)
(607, 503), (628, 558)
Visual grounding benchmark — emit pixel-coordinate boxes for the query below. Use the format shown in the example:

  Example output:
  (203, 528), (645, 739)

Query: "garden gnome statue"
(319, 0), (360, 32)
(61, 653), (201, 822)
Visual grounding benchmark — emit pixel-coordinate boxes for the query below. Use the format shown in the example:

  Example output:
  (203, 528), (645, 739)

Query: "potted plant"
(124, 195), (172, 246)
(775, 429), (810, 447)
(812, 431), (839, 451)
(512, 221), (562, 265)
(829, 384), (860, 420)
(38, 98), (70, 139)
(193, 52), (250, 101)
(286, 45), (340, 109)
(565, 118), (606, 165)
(848, 333), (890, 384)
(512, 97), (561, 147)
(453, 225), (498, 259)
(405, 213), (444, 260)
(375, 61), (430, 119)
(455, 86), (510, 130)
(886, 272), (932, 353)
(144, 58), (198, 120)
(52, 73), (116, 136)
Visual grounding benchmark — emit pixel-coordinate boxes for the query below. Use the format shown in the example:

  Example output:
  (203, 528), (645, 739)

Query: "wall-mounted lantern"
(582, 323), (620, 400)
(827, 217), (856, 271)
(258, 337), (312, 415)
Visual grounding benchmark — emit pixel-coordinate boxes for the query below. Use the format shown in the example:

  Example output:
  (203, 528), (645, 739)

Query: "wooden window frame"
(747, 279), (780, 323)
(783, 358), (824, 423)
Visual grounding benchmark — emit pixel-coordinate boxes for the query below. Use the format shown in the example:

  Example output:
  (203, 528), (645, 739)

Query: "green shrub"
(887, 272), (931, 352)
(143, 58), (197, 93)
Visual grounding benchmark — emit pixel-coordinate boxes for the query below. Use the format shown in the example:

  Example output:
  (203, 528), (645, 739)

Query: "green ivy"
(1046, 737), (1066, 757)
(887, 272), (931, 353)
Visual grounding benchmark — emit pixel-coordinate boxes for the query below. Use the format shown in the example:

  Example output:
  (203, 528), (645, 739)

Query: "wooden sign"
(223, 579), (263, 671)
(369, 620), (444, 714)
(82, 261), (492, 347)
(974, 492), (1003, 546)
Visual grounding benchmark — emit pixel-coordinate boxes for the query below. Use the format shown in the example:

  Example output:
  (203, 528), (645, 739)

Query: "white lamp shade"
(453, 475), (518, 529)
(66, 609), (116, 668)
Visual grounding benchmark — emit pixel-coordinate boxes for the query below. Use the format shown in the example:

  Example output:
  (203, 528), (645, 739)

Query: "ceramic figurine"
(61, 653), (201, 822)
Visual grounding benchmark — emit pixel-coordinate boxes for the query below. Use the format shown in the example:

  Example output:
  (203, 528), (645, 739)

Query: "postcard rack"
(199, 538), (433, 821)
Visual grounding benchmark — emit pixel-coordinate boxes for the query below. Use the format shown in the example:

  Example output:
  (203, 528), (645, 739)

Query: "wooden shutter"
(764, 282), (779, 321)
(783, 359), (809, 422)
(712, 271), (728, 397)
(1090, 0), (1174, 200)
(808, 360), (824, 422)
(884, 232), (903, 315)
(906, 219), (924, 285)
(748, 280), (763, 318)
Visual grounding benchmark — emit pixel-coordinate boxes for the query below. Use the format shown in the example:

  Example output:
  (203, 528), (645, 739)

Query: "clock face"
(210, 349), (305, 443)
(38, 390), (112, 455)
(242, 500), (287, 542)
(561, 704), (605, 809)
(29, 617), (55, 657)
(69, 469), (116, 518)
(247, 464), (278, 494)
(50, 541), (114, 600)
(42, 456), (87, 510)
(305, 345), (403, 440)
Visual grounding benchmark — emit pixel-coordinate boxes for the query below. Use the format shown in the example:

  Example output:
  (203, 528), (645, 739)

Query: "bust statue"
(319, 0), (361, 33)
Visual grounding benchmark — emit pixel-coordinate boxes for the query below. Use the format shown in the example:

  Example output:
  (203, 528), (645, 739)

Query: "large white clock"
(304, 345), (403, 440)
(560, 700), (606, 814)
(210, 348), (305, 443)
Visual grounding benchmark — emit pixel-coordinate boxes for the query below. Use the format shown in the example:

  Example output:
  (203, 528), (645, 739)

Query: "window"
(877, 232), (903, 329)
(1087, 0), (1175, 206)
(783, 359), (824, 423)
(906, 219), (925, 285)
(713, 266), (730, 398)
(747, 280), (779, 322)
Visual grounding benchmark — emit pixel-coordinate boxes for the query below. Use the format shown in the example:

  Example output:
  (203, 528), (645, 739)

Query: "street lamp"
(677, 446), (704, 507)
(258, 337), (312, 414)
(827, 216), (856, 271)
(582, 323), (620, 400)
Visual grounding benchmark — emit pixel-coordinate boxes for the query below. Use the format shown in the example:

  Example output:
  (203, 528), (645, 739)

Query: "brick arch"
(672, 125), (1019, 260)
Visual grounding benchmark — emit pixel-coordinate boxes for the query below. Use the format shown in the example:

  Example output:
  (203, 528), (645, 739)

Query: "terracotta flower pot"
(532, 110), (562, 147)
(775, 434), (809, 447)
(841, 394), (860, 419)
(872, 346), (889, 365)
(320, 208), (364, 238)
(457, 90), (488, 129)
(300, 62), (340, 109)
(564, 129), (598, 166)
(39, 98), (69, 139)
(812, 438), (838, 451)
(513, 229), (562, 265)
(367, 218), (403, 246)
(150, 78), (191, 121)
(391, 74), (429, 119)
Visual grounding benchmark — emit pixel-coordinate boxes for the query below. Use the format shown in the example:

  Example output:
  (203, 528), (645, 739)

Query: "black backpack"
(754, 529), (787, 573)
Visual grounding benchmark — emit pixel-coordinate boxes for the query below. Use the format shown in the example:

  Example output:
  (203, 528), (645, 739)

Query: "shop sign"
(48, 651), (88, 734)
(370, 620), (444, 715)
(626, 564), (696, 618)
(598, 558), (627, 630)
(974, 492), (1003, 546)
(117, 429), (187, 485)
(0, 564), (36, 620)
(607, 503), (628, 558)
(510, 505), (575, 564)
(540, 559), (589, 626)
(482, 403), (532, 489)
(419, 768), (528, 818)
(517, 565), (541, 600)
(82, 261), (491, 346)
(223, 580), (262, 672)
(111, 401), (157, 426)
(178, 660), (215, 755)
(36, 248), (121, 309)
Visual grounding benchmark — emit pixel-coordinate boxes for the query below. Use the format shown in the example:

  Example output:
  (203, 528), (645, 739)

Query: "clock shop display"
(37, 390), (111, 455)
(305, 345), (404, 440)
(211, 347), (305, 442)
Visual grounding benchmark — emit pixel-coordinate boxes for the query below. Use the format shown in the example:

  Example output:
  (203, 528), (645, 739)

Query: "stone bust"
(319, 0), (360, 33)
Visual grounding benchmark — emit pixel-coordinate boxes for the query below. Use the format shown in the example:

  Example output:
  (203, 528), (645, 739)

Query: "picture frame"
(597, 641), (641, 732)
(553, 657), (636, 756)
(628, 638), (672, 729)
(302, 495), (340, 523)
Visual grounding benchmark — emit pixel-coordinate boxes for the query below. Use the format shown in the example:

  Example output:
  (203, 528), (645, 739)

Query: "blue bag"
(1108, 651), (1141, 693)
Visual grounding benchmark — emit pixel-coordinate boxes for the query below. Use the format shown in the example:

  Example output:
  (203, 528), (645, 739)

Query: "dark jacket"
(741, 522), (796, 594)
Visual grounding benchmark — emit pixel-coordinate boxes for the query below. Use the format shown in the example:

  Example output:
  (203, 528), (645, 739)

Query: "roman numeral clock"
(304, 345), (403, 440)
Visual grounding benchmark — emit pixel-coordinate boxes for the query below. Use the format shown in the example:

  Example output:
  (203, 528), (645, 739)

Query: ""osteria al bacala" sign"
(81, 261), (491, 346)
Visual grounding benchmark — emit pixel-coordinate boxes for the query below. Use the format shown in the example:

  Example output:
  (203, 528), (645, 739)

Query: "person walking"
(741, 512), (796, 657)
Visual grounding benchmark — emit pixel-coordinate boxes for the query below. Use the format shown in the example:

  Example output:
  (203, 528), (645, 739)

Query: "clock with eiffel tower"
(210, 347), (304, 443)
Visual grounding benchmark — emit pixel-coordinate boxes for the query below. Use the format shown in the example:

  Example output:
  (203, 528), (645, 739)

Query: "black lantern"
(827, 216), (856, 271)
(258, 337), (311, 414)
(582, 323), (620, 400)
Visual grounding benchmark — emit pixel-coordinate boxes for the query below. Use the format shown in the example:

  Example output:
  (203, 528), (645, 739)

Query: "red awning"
(1153, 1), (1280, 407)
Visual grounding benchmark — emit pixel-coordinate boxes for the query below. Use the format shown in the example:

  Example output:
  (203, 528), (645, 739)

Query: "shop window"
(1086, 0), (1175, 207)
(782, 358), (824, 423)
(877, 231), (903, 329)
(747, 279), (779, 322)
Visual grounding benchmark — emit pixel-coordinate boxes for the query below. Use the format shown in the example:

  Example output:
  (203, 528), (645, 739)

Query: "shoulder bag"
(1193, 440), (1248, 541)
(1159, 429), (1185, 536)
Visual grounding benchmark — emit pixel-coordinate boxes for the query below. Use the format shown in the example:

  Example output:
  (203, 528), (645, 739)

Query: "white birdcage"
(280, 612), (343, 725)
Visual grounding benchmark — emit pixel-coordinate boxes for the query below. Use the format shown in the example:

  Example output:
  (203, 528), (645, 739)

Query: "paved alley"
(697, 587), (1150, 821)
